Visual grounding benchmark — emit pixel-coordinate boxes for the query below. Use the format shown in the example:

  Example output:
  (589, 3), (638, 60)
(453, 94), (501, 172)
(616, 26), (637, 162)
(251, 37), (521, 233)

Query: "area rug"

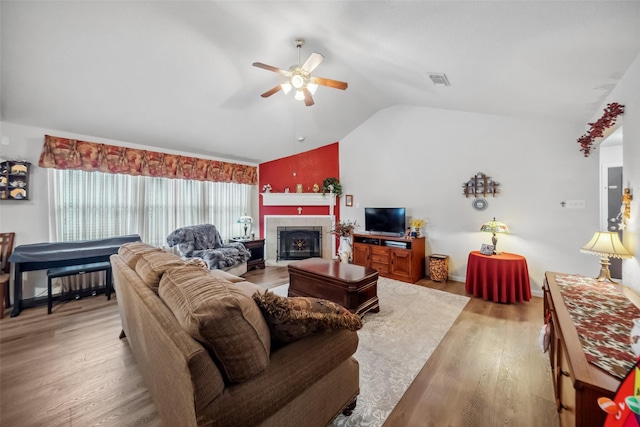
(269, 277), (469, 427)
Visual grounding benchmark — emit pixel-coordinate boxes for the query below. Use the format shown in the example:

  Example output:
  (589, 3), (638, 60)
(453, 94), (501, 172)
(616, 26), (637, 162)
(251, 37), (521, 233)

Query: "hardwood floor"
(0, 267), (559, 427)
(384, 280), (559, 427)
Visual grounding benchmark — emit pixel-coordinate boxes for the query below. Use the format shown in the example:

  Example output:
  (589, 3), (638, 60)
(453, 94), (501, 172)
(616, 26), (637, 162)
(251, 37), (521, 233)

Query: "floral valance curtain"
(38, 135), (257, 185)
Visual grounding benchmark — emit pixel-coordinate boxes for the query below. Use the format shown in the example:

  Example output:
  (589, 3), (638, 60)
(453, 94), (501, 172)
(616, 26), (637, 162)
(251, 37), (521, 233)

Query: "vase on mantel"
(338, 236), (352, 263)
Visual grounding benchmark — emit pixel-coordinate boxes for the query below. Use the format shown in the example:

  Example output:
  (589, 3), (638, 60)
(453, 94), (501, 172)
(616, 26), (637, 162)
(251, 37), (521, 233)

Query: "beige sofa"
(111, 242), (360, 427)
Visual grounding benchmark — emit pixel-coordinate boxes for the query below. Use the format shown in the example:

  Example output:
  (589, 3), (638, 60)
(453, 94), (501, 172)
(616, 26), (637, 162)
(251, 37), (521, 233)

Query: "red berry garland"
(577, 103), (624, 157)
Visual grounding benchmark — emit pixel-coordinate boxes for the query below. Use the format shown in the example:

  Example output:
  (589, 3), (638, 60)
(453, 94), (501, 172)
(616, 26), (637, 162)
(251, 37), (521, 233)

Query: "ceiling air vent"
(429, 73), (451, 87)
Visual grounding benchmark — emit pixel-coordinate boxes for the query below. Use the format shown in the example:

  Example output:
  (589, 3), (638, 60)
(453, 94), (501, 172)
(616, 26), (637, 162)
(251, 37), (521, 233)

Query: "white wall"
(600, 52), (640, 289)
(339, 105), (601, 295)
(0, 121), (258, 296)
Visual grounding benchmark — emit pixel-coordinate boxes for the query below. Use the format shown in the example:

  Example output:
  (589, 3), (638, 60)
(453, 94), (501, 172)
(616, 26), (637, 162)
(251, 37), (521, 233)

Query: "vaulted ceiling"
(1, 1), (639, 164)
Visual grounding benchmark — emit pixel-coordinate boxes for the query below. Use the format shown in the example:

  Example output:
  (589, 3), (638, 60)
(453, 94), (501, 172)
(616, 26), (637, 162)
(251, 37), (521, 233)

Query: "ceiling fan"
(253, 39), (348, 107)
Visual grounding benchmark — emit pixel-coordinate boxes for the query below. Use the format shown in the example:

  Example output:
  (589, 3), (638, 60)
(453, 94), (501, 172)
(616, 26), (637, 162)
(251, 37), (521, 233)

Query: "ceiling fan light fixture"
(253, 38), (348, 107)
(280, 82), (292, 94)
(291, 74), (305, 89)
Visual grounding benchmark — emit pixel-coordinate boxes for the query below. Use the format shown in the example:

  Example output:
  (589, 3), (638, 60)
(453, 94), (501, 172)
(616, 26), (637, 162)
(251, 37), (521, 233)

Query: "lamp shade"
(580, 231), (632, 259)
(480, 217), (509, 234)
(237, 215), (253, 224)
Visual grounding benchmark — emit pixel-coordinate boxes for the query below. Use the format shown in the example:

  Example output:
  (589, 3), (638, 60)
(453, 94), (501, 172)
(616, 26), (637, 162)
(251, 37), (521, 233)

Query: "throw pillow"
(252, 291), (363, 345)
(118, 242), (163, 270)
(135, 250), (186, 293)
(159, 266), (271, 383)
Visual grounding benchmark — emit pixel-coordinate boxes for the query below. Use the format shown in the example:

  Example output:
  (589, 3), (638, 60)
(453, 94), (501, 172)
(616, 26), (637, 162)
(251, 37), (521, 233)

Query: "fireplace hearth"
(277, 226), (322, 261)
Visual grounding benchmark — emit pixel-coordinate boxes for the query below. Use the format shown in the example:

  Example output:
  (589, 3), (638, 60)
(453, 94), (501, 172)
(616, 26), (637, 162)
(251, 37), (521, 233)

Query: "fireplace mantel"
(261, 192), (336, 207)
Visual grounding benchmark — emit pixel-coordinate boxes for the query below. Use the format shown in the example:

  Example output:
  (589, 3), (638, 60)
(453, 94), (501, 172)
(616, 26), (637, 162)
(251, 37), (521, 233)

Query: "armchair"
(166, 224), (251, 275)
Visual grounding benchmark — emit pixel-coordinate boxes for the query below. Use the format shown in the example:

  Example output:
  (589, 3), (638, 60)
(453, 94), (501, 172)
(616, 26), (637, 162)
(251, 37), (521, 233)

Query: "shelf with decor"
(462, 171), (499, 198)
(0, 161), (31, 201)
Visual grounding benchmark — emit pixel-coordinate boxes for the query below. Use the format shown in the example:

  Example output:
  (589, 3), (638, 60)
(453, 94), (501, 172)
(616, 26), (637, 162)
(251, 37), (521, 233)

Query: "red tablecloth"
(465, 251), (531, 303)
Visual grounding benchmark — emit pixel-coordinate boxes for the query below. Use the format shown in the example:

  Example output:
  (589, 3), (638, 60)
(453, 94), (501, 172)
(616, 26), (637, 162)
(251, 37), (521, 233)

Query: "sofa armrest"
(200, 330), (359, 426)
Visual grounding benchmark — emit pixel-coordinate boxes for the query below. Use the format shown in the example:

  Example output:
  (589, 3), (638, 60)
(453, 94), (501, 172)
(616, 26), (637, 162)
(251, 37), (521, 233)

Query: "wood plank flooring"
(0, 267), (559, 427)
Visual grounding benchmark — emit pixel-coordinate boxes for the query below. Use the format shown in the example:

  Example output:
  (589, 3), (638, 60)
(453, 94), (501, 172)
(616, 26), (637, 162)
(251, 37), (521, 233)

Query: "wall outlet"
(566, 200), (586, 209)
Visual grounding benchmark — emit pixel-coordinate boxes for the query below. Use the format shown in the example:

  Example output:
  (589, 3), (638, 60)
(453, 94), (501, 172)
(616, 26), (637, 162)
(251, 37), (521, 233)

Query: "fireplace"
(264, 215), (334, 263)
(277, 226), (322, 261)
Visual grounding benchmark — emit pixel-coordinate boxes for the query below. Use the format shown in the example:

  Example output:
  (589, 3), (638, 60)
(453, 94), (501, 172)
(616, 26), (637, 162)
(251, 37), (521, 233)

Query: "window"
(49, 169), (253, 247)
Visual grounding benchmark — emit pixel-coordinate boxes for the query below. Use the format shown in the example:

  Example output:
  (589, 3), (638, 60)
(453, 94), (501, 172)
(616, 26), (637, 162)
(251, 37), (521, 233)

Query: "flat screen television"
(364, 207), (406, 235)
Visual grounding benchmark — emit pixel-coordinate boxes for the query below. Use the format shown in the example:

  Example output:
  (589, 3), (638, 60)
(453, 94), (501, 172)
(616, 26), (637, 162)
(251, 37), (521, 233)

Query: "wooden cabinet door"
(390, 249), (412, 280)
(352, 243), (370, 267)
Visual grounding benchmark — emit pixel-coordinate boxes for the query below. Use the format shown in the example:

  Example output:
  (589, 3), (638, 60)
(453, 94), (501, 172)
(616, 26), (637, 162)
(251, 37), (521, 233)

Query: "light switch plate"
(566, 200), (586, 209)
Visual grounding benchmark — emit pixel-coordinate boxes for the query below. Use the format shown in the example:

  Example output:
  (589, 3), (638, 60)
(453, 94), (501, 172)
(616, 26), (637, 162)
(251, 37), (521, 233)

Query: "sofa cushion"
(252, 291), (363, 345)
(185, 257), (209, 270)
(209, 268), (247, 283)
(159, 266), (271, 383)
(135, 250), (187, 293)
(118, 242), (163, 270)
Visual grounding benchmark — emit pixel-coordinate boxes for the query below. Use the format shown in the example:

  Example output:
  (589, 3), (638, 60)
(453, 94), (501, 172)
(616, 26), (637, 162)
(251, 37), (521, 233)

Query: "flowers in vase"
(410, 218), (426, 232)
(262, 183), (272, 192)
(330, 220), (357, 237)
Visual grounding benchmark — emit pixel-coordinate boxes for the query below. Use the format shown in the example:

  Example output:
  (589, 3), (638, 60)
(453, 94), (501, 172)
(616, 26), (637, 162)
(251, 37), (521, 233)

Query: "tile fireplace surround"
(261, 192), (338, 265)
(264, 216), (334, 264)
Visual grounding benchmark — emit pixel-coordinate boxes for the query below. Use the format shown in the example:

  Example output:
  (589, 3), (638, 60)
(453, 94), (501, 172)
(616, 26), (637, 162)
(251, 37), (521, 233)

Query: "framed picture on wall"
(345, 194), (353, 207)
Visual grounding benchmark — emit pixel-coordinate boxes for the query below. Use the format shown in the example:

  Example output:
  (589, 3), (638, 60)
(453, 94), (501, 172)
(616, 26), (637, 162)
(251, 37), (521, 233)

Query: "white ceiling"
(2, 1), (639, 164)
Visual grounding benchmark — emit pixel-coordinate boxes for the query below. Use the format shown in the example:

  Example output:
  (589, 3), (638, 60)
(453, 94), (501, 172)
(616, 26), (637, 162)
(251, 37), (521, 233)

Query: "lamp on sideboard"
(580, 231), (632, 282)
(480, 217), (509, 255)
(237, 214), (253, 239)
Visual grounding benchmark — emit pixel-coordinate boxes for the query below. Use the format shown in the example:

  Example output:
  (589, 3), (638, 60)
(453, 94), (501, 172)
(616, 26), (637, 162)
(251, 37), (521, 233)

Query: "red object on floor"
(465, 251), (531, 303)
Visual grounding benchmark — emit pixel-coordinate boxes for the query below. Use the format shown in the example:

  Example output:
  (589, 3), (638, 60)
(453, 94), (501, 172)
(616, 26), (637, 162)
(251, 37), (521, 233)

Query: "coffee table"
(288, 258), (379, 316)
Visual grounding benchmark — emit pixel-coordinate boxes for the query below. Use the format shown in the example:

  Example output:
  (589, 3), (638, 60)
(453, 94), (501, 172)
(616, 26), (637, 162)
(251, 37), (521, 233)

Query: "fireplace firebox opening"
(277, 226), (322, 261)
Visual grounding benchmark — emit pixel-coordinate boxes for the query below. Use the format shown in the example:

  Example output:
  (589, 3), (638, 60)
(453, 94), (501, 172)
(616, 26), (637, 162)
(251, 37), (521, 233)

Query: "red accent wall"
(258, 142), (340, 237)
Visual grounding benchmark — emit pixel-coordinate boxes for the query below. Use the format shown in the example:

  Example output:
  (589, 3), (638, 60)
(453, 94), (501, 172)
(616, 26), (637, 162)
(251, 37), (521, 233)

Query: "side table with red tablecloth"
(465, 251), (531, 303)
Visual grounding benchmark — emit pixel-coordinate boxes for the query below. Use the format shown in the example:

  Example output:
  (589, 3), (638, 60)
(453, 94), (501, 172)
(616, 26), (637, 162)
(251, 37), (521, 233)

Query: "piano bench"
(46, 261), (113, 314)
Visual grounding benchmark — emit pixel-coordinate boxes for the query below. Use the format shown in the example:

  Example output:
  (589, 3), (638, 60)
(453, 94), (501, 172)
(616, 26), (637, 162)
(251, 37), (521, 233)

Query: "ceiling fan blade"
(252, 62), (288, 76)
(260, 85), (282, 98)
(302, 88), (315, 107)
(301, 53), (324, 72)
(311, 76), (348, 90)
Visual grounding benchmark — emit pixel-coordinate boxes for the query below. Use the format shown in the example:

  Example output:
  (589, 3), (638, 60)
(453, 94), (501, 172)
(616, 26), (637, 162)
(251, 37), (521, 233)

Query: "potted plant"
(321, 177), (342, 197)
(330, 220), (357, 263)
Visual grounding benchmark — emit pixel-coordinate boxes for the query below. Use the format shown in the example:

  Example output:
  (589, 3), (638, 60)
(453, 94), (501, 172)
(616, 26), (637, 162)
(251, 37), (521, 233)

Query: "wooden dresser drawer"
(371, 253), (388, 264)
(371, 262), (389, 273)
(352, 233), (425, 284)
(371, 246), (389, 255)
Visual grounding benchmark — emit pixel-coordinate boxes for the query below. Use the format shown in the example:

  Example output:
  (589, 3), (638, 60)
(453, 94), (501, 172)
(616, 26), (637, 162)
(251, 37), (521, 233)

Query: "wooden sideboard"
(352, 234), (425, 283)
(543, 272), (619, 427)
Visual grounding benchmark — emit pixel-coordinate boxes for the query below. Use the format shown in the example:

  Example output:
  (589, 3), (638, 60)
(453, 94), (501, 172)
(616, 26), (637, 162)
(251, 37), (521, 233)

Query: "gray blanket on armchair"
(166, 224), (251, 270)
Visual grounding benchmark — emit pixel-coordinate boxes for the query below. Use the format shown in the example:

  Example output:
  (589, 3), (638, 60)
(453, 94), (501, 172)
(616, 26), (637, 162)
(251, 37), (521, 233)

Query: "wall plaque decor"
(462, 172), (499, 198)
(0, 161), (31, 200)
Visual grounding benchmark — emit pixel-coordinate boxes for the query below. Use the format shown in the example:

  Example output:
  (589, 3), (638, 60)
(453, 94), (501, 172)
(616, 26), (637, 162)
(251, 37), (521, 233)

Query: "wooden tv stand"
(352, 233), (425, 283)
